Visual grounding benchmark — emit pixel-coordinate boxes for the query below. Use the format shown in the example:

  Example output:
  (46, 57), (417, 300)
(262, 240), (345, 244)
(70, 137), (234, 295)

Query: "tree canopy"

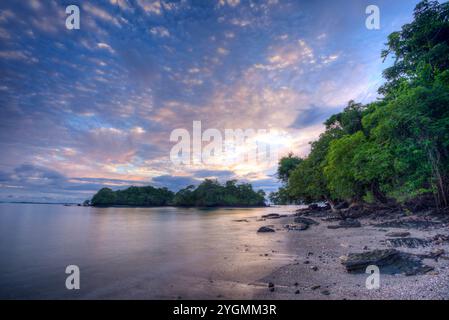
(91, 179), (266, 207)
(272, 0), (449, 209)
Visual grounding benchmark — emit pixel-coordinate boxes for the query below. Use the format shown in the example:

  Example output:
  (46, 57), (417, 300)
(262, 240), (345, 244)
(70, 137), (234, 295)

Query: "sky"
(0, 0), (423, 203)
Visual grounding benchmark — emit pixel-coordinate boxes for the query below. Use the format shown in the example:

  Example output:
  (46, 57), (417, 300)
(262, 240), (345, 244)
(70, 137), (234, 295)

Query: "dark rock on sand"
(257, 226), (275, 233)
(321, 290), (330, 296)
(321, 215), (342, 222)
(340, 249), (434, 275)
(432, 234), (449, 244)
(328, 218), (361, 229)
(386, 231), (411, 237)
(295, 290), (300, 294)
(386, 237), (430, 248)
(419, 248), (445, 260)
(268, 282), (274, 288)
(284, 223), (309, 231)
(374, 219), (440, 229)
(404, 193), (436, 213)
(262, 213), (281, 219)
(294, 217), (319, 226)
(310, 266), (318, 271)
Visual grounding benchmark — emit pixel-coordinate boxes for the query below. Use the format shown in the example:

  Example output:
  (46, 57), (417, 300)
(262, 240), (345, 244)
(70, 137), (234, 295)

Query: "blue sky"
(0, 0), (423, 202)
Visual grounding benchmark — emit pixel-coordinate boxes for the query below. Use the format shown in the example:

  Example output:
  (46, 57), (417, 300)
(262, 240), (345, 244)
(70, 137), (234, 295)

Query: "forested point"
(91, 179), (266, 207)
(270, 0), (449, 211)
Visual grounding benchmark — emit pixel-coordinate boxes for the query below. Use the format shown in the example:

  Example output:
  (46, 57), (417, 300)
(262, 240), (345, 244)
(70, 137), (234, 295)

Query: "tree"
(277, 153), (302, 183)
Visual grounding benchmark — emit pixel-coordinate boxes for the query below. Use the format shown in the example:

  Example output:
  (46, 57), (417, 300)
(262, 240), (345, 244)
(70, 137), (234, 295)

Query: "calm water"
(0, 203), (297, 299)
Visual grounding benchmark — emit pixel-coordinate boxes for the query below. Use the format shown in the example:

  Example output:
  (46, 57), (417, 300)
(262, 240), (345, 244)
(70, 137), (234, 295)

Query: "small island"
(90, 179), (267, 207)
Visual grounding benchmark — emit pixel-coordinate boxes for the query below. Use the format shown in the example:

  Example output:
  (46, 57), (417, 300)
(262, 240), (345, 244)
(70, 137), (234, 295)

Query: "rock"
(294, 282), (299, 286)
(233, 219), (249, 222)
(321, 216), (342, 222)
(311, 285), (321, 290)
(340, 249), (434, 275)
(294, 217), (319, 226)
(419, 248), (445, 260)
(321, 290), (330, 296)
(328, 218), (361, 229)
(404, 193), (437, 212)
(386, 231), (411, 237)
(285, 223), (309, 231)
(385, 237), (430, 248)
(310, 266), (318, 271)
(269, 287), (275, 292)
(304, 260), (310, 264)
(432, 234), (449, 244)
(268, 282), (274, 288)
(374, 219), (440, 229)
(262, 213), (283, 219)
(257, 226), (275, 233)
(295, 290), (300, 294)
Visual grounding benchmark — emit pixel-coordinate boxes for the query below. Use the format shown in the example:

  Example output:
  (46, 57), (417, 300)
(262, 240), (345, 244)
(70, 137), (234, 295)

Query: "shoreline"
(252, 209), (449, 300)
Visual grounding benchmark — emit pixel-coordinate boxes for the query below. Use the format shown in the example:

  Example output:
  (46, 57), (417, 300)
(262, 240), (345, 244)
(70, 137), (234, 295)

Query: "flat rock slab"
(328, 218), (361, 229)
(386, 231), (411, 237)
(340, 249), (434, 275)
(294, 217), (319, 226)
(257, 226), (275, 233)
(261, 213), (288, 219)
(385, 237), (431, 248)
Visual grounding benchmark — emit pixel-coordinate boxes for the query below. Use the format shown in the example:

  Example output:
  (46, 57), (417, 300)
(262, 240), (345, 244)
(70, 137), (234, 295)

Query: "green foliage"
(173, 179), (266, 207)
(91, 186), (174, 206)
(269, 187), (294, 205)
(276, 153), (302, 183)
(91, 180), (267, 207)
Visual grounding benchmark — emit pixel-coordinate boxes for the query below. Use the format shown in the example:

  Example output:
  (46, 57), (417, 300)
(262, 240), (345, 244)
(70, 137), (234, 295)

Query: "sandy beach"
(252, 208), (449, 300)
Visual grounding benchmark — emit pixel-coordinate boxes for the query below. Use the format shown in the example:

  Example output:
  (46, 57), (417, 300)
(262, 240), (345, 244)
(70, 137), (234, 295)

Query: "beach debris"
(385, 237), (430, 248)
(340, 249), (434, 275)
(257, 226), (275, 233)
(233, 219), (249, 222)
(386, 231), (411, 237)
(328, 218), (361, 229)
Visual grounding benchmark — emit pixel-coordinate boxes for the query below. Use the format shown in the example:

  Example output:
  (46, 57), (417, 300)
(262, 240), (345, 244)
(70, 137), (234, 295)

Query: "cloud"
(149, 26), (170, 38)
(97, 42), (115, 54)
(151, 175), (198, 191)
(289, 105), (340, 129)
